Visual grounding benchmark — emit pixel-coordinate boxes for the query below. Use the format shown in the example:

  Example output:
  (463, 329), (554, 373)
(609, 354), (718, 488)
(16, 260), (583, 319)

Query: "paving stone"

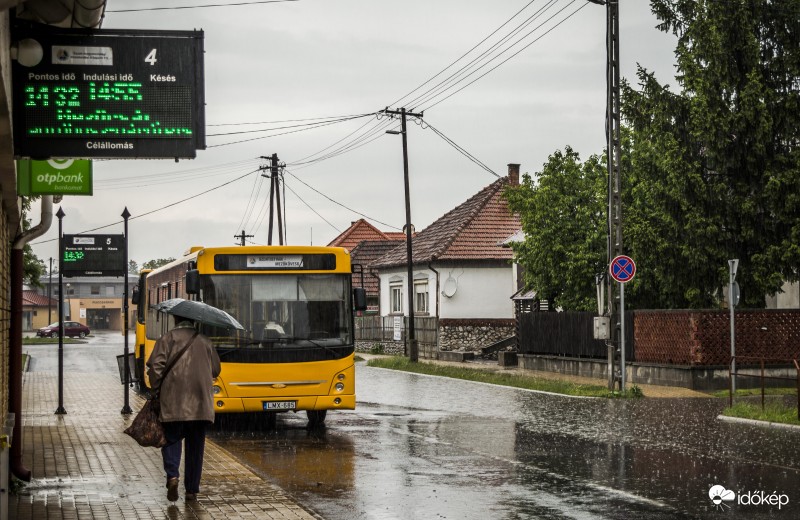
(11, 372), (323, 520)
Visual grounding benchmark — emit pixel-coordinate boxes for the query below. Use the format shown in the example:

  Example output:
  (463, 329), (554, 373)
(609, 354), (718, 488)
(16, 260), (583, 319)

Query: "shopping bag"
(124, 397), (167, 448)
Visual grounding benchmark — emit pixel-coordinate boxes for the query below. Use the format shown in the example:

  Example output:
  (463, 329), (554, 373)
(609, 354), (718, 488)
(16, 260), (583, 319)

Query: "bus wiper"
(214, 339), (262, 357)
(287, 336), (341, 357)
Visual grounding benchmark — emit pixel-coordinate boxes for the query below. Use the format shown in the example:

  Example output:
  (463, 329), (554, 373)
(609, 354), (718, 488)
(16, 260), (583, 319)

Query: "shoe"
(167, 477), (179, 502)
(185, 492), (197, 501)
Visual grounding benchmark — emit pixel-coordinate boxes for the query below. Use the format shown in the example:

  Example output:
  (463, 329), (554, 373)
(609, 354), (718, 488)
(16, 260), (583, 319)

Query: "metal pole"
(55, 207), (66, 415)
(48, 257), (53, 323)
(729, 259), (738, 394)
(620, 281), (626, 391)
(267, 153), (278, 245)
(122, 207), (132, 414)
(400, 108), (418, 362)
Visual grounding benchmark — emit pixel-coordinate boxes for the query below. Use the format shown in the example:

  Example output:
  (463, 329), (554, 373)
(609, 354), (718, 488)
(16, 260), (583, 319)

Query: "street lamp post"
(386, 107), (423, 362)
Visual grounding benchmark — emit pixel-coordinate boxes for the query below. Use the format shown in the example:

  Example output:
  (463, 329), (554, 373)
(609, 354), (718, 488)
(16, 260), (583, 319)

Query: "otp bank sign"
(17, 158), (93, 196)
(709, 485), (789, 511)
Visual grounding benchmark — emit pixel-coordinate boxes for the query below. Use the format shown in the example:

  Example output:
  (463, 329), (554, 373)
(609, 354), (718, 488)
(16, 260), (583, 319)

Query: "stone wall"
(439, 319), (515, 352)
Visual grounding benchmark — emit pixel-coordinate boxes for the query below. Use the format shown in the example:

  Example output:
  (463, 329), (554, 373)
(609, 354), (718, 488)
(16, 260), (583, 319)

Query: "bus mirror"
(186, 269), (200, 294)
(131, 286), (140, 306)
(353, 288), (367, 311)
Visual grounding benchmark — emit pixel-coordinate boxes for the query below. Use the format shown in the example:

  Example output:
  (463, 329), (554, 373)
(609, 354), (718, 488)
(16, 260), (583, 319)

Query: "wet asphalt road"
(24, 331), (800, 519)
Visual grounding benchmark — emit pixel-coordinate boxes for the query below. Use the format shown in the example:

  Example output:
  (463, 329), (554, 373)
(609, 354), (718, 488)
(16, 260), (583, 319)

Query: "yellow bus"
(130, 245), (366, 427)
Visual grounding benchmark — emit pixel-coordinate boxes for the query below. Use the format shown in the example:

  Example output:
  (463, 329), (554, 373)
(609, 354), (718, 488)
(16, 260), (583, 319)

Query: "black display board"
(11, 22), (205, 159)
(61, 234), (125, 276)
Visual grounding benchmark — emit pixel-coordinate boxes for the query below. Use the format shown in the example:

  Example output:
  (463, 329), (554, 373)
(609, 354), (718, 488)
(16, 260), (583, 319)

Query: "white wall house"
(372, 164), (523, 354)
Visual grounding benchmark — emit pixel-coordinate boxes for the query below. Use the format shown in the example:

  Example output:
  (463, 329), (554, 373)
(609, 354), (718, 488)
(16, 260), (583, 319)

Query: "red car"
(36, 321), (91, 339)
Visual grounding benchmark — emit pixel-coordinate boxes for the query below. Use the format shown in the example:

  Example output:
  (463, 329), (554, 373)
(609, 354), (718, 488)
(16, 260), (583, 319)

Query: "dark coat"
(146, 323), (221, 423)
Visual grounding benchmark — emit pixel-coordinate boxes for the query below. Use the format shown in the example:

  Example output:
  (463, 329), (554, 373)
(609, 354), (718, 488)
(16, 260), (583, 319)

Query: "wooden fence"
(518, 311), (634, 360)
(355, 316), (438, 345)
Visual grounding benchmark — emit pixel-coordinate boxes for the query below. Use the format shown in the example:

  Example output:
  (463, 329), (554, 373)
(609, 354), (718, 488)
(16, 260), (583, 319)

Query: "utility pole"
(384, 107), (423, 362)
(261, 154), (285, 245)
(234, 230), (254, 246)
(589, 0), (623, 389)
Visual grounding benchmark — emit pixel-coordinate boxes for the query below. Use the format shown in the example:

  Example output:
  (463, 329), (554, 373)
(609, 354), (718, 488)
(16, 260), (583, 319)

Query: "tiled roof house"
(371, 164), (523, 356)
(22, 289), (57, 331)
(328, 219), (405, 251)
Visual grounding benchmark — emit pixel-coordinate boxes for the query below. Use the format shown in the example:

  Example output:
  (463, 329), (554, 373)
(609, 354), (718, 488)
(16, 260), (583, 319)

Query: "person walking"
(147, 316), (221, 502)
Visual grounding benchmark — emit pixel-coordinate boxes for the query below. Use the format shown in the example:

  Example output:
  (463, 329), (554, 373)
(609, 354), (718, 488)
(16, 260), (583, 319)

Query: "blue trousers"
(161, 421), (208, 494)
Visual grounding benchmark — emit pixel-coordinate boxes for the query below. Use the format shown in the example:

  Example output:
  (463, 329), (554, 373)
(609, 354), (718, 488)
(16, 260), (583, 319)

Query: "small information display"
(11, 22), (205, 159)
(61, 234), (125, 276)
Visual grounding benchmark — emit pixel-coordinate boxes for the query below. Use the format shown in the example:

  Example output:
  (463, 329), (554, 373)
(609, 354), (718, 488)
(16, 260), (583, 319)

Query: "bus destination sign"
(61, 234), (125, 277)
(11, 22), (205, 159)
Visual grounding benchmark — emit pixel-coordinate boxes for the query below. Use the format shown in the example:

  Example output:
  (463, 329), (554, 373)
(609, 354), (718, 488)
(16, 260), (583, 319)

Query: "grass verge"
(712, 387), (796, 398)
(23, 337), (81, 345)
(367, 356), (641, 398)
(722, 401), (800, 426)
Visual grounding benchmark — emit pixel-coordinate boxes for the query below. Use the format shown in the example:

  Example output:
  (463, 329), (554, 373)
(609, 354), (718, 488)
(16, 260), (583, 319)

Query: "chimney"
(507, 163), (520, 186)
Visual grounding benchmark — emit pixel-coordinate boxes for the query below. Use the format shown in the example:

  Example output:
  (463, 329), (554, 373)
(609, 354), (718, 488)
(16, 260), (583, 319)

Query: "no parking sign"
(609, 255), (636, 283)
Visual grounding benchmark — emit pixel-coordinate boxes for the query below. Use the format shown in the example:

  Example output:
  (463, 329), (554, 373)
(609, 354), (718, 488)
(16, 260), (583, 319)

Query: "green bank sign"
(17, 159), (92, 196)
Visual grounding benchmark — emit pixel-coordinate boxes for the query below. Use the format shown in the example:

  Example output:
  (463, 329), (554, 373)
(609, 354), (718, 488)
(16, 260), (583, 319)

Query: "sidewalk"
(11, 371), (322, 520)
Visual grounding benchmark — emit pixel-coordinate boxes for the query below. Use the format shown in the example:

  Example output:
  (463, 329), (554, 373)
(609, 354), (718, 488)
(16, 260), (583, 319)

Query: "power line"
(208, 113), (375, 148)
(282, 179), (342, 234)
(30, 169), (260, 245)
(415, 0), (585, 111)
(388, 0), (551, 109)
(107, 0), (299, 13)
(423, 120), (499, 178)
(284, 169), (400, 230)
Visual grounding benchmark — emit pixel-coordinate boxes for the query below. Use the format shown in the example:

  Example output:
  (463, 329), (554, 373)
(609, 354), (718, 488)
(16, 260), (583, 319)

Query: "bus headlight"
(337, 373), (345, 381)
(335, 382), (345, 392)
(213, 385), (222, 395)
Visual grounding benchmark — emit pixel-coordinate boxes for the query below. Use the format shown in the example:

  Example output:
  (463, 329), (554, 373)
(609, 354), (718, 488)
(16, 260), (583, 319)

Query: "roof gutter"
(10, 195), (53, 481)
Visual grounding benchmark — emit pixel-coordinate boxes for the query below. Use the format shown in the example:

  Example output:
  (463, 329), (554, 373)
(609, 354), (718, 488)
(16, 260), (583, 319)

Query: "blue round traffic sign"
(610, 255), (636, 283)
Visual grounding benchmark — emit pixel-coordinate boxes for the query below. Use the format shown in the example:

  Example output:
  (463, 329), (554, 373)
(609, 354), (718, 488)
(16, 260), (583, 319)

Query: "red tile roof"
(350, 240), (405, 296)
(327, 219), (402, 250)
(23, 290), (57, 307)
(374, 174), (521, 268)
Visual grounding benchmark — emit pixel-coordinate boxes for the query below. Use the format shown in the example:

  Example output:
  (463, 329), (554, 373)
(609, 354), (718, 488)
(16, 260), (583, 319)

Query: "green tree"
(623, 0), (800, 308)
(20, 199), (46, 287)
(128, 259), (139, 274)
(141, 258), (175, 270)
(506, 147), (607, 310)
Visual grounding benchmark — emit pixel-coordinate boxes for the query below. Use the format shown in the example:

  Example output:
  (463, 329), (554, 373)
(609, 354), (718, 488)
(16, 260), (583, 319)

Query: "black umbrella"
(154, 298), (245, 330)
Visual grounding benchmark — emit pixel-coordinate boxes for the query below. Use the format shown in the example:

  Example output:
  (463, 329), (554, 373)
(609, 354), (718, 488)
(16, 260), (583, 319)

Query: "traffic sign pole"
(609, 255), (636, 392)
(620, 282), (626, 391)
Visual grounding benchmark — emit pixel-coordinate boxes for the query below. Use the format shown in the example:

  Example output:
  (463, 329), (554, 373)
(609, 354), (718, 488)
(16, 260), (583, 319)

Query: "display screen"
(12, 23), (205, 159)
(61, 234), (125, 277)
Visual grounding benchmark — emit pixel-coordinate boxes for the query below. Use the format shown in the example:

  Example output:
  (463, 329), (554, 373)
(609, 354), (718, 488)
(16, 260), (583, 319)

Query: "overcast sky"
(28, 0), (678, 267)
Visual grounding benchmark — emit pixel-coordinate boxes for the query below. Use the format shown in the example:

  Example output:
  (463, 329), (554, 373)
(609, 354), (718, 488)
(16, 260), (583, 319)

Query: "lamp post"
(385, 107), (423, 362)
(48, 257), (53, 323)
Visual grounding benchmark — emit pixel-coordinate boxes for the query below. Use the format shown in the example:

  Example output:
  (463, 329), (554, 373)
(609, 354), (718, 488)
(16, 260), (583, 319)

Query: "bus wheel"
(306, 410), (327, 429)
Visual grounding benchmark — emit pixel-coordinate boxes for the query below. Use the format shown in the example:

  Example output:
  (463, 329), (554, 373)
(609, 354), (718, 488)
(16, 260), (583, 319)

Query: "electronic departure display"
(61, 234), (125, 277)
(11, 22), (205, 159)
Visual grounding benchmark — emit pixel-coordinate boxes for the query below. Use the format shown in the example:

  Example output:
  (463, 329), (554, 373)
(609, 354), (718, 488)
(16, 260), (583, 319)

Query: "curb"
(717, 414), (800, 431)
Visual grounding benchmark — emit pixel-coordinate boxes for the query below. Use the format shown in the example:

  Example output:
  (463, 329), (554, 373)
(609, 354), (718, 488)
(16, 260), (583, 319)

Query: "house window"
(90, 285), (100, 295)
(105, 286), (115, 296)
(414, 280), (429, 314)
(390, 283), (403, 314)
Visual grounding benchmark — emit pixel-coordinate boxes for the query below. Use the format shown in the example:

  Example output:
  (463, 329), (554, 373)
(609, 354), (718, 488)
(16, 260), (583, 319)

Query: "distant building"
(31, 274), (140, 332)
(21, 290), (58, 331)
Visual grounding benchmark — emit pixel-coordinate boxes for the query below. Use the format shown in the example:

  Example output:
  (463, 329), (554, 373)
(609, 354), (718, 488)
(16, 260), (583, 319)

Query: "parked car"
(36, 321), (91, 339)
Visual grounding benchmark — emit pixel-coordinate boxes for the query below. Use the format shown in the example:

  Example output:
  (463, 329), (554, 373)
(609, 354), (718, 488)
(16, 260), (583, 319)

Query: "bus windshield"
(199, 273), (354, 362)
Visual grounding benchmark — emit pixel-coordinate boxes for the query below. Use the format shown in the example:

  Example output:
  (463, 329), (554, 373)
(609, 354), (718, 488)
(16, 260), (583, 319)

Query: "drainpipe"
(428, 262), (440, 351)
(10, 196), (53, 481)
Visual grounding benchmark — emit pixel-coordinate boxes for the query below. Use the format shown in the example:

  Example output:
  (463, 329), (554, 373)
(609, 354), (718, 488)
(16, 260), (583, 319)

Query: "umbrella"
(154, 298), (245, 330)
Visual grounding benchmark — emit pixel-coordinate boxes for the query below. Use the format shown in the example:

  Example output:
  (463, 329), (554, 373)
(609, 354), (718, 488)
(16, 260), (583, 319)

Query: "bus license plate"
(263, 401), (296, 411)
